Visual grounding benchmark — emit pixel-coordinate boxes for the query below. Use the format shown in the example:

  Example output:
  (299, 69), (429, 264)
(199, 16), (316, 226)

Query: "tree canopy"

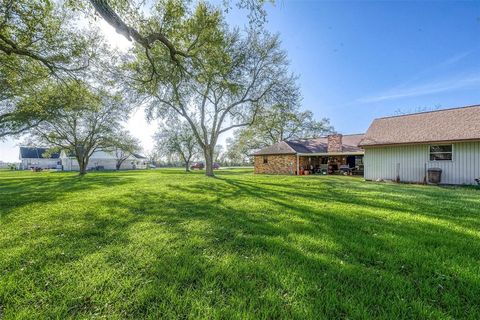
(75, 0), (271, 63)
(107, 130), (142, 170)
(227, 104), (334, 161)
(155, 119), (200, 171)
(2, 0), (334, 177)
(1, 0), (96, 76)
(0, 0), (101, 139)
(29, 84), (130, 175)
(107, 0), (298, 176)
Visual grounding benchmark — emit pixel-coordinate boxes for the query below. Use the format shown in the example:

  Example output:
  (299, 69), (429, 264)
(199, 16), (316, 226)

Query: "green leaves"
(0, 0), (102, 138)
(228, 104), (335, 159)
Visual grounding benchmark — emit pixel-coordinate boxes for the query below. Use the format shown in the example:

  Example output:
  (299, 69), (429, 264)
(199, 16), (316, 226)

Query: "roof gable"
(20, 147), (60, 159)
(286, 139), (328, 153)
(360, 105), (480, 146)
(133, 153), (147, 159)
(61, 149), (147, 160)
(253, 141), (297, 155)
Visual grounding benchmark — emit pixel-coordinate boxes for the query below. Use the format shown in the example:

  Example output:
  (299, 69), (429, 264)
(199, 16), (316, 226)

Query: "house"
(0, 161), (12, 169)
(359, 105), (480, 185)
(253, 134), (365, 175)
(19, 147), (61, 170)
(132, 153), (148, 169)
(60, 150), (148, 171)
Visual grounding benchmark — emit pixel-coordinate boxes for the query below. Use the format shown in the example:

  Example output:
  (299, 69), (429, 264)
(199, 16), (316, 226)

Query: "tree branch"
(218, 104), (260, 134)
(88, 0), (189, 63)
(0, 34), (91, 76)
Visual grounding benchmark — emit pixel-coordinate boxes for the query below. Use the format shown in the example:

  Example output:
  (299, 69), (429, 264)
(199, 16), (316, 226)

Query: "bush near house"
(0, 170), (479, 319)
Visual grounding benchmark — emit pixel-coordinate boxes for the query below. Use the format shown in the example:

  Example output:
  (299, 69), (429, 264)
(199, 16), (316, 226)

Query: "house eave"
(297, 151), (364, 156)
(251, 152), (296, 156)
(360, 138), (480, 148)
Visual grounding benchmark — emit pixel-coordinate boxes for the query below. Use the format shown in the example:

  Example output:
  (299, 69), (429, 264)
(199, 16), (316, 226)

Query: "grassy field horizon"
(1, 169), (479, 319)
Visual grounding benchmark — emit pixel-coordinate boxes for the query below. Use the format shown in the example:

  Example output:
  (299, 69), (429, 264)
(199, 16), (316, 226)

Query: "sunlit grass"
(1, 169), (479, 319)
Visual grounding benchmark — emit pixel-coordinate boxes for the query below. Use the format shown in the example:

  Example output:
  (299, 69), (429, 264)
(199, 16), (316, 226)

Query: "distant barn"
(19, 147), (60, 170)
(60, 150), (147, 171)
(18, 147), (148, 171)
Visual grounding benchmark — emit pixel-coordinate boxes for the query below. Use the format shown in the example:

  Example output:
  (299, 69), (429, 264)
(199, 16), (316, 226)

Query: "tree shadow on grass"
(92, 179), (480, 318)
(0, 172), (135, 220)
(218, 176), (480, 229)
(1, 173), (479, 318)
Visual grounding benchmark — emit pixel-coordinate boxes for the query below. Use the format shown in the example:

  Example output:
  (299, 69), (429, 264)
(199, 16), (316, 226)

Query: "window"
(355, 156), (363, 166)
(429, 145), (453, 161)
(263, 155), (268, 164)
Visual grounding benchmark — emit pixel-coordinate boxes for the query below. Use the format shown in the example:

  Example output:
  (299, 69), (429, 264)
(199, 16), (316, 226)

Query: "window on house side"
(429, 145), (453, 161)
(263, 155), (268, 164)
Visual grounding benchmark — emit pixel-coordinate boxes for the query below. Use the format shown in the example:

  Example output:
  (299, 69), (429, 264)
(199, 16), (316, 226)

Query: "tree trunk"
(78, 157), (87, 175)
(204, 145), (214, 177)
(116, 161), (121, 170)
(76, 151), (90, 176)
(181, 154), (190, 172)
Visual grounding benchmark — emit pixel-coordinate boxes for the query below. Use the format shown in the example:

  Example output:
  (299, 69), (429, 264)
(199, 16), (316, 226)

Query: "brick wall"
(254, 154), (297, 174)
(299, 156), (308, 169)
(327, 134), (343, 153)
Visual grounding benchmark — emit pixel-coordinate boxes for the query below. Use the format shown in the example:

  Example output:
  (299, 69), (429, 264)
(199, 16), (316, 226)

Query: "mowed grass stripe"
(0, 169), (479, 319)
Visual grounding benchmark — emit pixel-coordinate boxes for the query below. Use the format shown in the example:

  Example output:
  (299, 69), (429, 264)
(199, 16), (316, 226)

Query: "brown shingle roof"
(254, 134), (365, 155)
(253, 141), (297, 155)
(359, 105), (480, 147)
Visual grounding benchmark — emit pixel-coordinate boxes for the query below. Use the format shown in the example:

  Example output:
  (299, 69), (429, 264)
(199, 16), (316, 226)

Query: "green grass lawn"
(1, 169), (479, 319)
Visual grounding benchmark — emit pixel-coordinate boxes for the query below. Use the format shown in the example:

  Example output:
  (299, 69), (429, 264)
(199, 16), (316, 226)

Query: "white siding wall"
(60, 157), (147, 171)
(20, 158), (59, 170)
(364, 141), (480, 185)
(59, 150), (147, 171)
(61, 158), (140, 171)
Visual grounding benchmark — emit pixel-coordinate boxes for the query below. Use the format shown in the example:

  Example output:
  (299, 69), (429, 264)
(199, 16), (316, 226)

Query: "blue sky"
(254, 0), (480, 134)
(1, 0), (479, 162)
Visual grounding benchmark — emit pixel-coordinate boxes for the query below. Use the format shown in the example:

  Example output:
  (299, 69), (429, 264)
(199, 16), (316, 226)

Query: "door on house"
(346, 156), (356, 168)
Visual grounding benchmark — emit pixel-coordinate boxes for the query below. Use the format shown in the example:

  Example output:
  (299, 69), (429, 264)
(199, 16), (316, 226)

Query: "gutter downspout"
(296, 154), (300, 175)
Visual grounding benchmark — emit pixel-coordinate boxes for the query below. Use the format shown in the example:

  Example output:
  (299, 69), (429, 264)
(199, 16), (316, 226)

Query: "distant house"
(359, 105), (480, 185)
(253, 134), (365, 175)
(0, 161), (12, 169)
(19, 147), (61, 170)
(18, 147), (147, 171)
(60, 150), (148, 171)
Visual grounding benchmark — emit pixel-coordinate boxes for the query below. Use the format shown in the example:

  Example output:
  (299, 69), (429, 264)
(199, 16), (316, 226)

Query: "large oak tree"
(30, 84), (130, 175)
(105, 1), (295, 176)
(154, 119), (200, 172)
(73, 0), (282, 176)
(146, 29), (296, 176)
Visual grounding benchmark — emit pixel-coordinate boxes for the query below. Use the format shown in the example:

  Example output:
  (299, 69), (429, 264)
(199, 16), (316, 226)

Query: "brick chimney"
(327, 134), (343, 153)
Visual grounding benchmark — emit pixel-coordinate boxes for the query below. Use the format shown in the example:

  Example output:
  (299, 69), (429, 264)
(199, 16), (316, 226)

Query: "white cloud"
(358, 74), (480, 103)
(357, 49), (480, 103)
(438, 51), (472, 68)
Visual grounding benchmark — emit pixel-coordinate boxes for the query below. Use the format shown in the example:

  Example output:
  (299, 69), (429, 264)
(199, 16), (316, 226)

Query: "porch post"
(296, 154), (300, 175)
